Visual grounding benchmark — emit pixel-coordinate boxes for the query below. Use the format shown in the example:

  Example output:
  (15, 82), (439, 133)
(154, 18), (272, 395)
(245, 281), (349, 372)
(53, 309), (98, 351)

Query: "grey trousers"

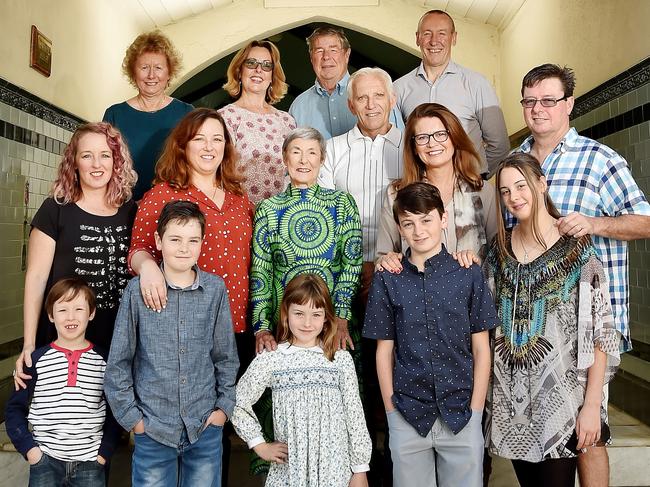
(387, 409), (484, 487)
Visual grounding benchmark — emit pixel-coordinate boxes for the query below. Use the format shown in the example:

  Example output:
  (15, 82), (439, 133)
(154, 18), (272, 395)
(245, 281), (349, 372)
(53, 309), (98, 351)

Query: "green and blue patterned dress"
(248, 183), (363, 474)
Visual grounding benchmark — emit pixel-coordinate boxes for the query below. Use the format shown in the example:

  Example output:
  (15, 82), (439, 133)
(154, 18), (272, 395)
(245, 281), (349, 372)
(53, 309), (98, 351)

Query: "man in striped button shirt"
(516, 63), (650, 487)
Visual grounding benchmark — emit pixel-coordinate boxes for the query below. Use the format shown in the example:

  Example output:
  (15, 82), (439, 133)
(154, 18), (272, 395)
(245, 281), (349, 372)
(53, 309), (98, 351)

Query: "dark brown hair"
(45, 278), (96, 318)
(222, 40), (288, 105)
(277, 274), (337, 361)
(494, 152), (561, 259)
(154, 108), (243, 195)
(394, 103), (482, 193)
(156, 200), (206, 238)
(393, 181), (445, 223)
(521, 64), (576, 97)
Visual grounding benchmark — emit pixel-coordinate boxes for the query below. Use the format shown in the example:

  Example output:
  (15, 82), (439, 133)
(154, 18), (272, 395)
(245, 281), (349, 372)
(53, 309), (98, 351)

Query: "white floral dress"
(232, 342), (371, 486)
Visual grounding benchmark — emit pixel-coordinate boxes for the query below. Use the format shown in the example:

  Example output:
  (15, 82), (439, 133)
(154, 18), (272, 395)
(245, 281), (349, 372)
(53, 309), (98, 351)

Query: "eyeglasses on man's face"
(520, 95), (569, 108)
(243, 58), (274, 72)
(413, 130), (449, 146)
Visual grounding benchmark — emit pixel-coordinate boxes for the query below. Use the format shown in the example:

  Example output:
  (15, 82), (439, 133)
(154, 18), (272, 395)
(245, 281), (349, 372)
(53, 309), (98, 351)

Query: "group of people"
(4, 7), (650, 487)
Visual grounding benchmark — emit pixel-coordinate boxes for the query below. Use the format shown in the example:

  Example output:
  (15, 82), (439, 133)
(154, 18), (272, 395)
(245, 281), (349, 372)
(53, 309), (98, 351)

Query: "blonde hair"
(122, 30), (182, 87)
(222, 40), (288, 105)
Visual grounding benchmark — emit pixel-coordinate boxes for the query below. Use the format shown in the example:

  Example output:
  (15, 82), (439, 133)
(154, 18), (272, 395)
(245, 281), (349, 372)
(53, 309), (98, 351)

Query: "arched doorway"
(171, 22), (420, 112)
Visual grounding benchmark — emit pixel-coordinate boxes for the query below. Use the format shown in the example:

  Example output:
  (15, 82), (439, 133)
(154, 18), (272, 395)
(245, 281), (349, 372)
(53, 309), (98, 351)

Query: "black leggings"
(511, 457), (577, 487)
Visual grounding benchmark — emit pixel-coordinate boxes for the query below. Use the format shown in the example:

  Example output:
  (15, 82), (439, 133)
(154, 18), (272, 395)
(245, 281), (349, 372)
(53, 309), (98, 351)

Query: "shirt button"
(332, 116), (336, 120)
(181, 378), (186, 384)
(180, 348), (185, 354)
(180, 320), (184, 325)
(182, 409), (186, 415)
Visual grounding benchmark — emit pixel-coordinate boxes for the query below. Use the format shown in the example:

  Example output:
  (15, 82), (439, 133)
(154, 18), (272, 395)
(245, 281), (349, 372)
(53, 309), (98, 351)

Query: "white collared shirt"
(320, 124), (404, 261)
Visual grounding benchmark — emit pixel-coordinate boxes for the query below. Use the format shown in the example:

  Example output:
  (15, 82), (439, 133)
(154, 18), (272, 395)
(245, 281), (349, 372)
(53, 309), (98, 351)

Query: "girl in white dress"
(232, 274), (371, 487)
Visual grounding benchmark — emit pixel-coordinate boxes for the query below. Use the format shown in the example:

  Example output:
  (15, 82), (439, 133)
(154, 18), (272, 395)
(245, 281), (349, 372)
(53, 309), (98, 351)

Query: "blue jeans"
(29, 452), (105, 487)
(132, 425), (223, 487)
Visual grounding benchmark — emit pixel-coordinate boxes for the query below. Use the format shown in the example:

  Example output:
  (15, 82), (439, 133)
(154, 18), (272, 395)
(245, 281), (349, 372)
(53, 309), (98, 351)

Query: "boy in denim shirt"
(105, 201), (239, 487)
(363, 182), (498, 487)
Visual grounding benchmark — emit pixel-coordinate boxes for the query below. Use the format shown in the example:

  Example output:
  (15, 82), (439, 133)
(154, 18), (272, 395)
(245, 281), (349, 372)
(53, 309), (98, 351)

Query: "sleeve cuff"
(247, 436), (265, 449)
(214, 399), (236, 420)
(116, 408), (143, 432)
(351, 464), (370, 473)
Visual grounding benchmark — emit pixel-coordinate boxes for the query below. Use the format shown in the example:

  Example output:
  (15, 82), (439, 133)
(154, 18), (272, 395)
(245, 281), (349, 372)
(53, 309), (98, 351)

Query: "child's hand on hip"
(97, 455), (106, 465)
(26, 446), (43, 465)
(133, 419), (145, 434)
(253, 441), (288, 464)
(206, 409), (227, 427)
(349, 472), (369, 487)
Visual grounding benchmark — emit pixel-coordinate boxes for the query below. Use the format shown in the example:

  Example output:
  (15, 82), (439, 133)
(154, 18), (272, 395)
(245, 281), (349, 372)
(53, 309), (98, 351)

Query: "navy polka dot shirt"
(363, 247), (498, 436)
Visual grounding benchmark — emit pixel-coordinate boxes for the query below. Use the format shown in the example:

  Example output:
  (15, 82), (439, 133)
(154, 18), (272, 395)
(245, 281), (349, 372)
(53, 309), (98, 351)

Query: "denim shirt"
(105, 267), (239, 448)
(363, 247), (498, 436)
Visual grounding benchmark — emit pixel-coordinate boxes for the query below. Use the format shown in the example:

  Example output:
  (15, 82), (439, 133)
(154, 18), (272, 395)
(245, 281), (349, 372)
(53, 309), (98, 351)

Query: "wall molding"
(0, 78), (84, 132)
(572, 57), (650, 118)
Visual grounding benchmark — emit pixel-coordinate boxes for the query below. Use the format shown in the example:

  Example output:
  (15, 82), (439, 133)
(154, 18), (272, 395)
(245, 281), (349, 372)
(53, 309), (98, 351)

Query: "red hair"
(394, 103), (483, 192)
(154, 108), (244, 195)
(51, 122), (137, 206)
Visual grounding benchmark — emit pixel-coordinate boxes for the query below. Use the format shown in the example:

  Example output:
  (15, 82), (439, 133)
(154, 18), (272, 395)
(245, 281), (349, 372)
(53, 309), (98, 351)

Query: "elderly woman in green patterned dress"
(248, 127), (363, 475)
(251, 127), (362, 354)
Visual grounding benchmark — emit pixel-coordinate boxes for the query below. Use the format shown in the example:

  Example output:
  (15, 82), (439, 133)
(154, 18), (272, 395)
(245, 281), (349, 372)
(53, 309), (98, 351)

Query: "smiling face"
(398, 208), (448, 259)
(310, 34), (350, 87)
(186, 117), (226, 178)
(49, 292), (94, 347)
(240, 46), (273, 96)
(134, 51), (170, 97)
(416, 12), (457, 69)
(286, 301), (326, 348)
(75, 132), (114, 193)
(284, 137), (322, 188)
(522, 77), (574, 140)
(413, 116), (454, 169)
(498, 166), (547, 223)
(348, 73), (395, 139)
(155, 219), (203, 276)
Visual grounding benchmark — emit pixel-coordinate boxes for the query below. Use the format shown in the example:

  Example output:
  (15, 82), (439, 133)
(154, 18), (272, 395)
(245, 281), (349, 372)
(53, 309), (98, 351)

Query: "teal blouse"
(250, 184), (363, 333)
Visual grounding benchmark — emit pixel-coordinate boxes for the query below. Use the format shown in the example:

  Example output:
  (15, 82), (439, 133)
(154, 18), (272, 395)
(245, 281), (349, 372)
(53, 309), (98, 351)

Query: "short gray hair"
(306, 26), (351, 53)
(347, 67), (394, 102)
(282, 127), (327, 162)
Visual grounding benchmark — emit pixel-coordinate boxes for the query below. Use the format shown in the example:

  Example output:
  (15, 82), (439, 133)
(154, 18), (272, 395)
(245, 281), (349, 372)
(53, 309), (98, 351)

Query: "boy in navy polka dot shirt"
(363, 182), (498, 487)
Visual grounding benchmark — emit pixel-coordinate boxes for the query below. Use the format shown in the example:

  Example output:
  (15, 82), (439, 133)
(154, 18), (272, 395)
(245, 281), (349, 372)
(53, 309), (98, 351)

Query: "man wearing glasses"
(290, 25), (402, 140)
(517, 63), (650, 487)
(393, 9), (509, 178)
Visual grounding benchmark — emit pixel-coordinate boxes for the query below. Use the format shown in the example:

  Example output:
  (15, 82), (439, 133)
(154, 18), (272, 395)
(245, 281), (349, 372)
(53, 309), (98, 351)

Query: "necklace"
(516, 221), (557, 264)
(136, 94), (166, 113)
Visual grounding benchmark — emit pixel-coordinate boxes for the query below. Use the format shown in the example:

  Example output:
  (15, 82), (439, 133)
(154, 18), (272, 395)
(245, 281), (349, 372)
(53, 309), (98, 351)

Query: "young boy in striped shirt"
(5, 277), (119, 487)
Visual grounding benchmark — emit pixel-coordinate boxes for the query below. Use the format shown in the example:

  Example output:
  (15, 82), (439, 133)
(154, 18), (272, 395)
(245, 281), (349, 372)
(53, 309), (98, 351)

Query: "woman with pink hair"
(14, 122), (138, 388)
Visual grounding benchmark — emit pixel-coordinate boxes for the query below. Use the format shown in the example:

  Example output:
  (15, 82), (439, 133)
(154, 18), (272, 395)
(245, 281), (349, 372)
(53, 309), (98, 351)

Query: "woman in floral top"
(219, 40), (296, 204)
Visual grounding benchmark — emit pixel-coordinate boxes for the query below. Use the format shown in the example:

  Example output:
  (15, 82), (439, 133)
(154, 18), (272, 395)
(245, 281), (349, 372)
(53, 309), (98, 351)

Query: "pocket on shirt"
(189, 312), (211, 339)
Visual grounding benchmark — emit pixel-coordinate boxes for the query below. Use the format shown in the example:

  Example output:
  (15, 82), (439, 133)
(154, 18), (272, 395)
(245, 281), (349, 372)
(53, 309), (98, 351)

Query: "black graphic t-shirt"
(31, 198), (137, 349)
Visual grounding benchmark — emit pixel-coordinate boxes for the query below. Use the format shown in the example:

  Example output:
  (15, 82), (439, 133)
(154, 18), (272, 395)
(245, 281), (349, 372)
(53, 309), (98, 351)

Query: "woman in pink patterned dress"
(219, 40), (296, 205)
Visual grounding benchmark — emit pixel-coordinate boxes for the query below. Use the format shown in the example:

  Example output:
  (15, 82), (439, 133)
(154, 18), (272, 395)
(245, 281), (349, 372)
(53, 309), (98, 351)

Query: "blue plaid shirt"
(514, 128), (650, 351)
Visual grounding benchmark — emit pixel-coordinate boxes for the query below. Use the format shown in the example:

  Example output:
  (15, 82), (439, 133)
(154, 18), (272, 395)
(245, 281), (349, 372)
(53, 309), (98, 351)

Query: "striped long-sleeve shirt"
(5, 343), (120, 461)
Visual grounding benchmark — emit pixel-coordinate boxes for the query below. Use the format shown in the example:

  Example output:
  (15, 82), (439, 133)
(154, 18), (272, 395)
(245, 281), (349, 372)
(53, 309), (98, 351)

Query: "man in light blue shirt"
(290, 26), (402, 139)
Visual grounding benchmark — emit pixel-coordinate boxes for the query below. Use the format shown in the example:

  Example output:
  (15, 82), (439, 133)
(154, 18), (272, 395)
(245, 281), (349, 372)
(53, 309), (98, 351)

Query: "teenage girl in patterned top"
(232, 274), (371, 487)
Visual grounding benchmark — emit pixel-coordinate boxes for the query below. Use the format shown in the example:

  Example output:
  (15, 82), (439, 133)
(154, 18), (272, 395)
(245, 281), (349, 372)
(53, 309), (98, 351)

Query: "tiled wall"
(0, 79), (80, 414)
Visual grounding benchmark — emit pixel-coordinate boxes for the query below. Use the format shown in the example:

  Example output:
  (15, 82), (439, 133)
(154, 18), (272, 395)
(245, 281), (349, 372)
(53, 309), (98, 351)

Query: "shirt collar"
(160, 263), (203, 290)
(520, 127), (577, 154)
(315, 72), (350, 96)
(285, 183), (320, 199)
(415, 60), (458, 82)
(277, 341), (324, 355)
(402, 245), (452, 273)
(350, 124), (402, 147)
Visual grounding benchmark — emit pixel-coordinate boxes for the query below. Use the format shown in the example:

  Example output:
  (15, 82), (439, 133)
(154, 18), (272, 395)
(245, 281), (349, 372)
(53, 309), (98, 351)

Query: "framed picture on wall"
(30, 25), (52, 77)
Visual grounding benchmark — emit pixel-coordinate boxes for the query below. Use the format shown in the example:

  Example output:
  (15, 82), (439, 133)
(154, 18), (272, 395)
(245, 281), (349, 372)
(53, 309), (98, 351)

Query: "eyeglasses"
(243, 58), (274, 72)
(413, 130), (449, 145)
(520, 95), (569, 108)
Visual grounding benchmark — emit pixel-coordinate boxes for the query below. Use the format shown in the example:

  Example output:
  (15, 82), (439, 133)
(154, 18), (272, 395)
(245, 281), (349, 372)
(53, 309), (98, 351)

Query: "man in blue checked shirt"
(516, 63), (650, 487)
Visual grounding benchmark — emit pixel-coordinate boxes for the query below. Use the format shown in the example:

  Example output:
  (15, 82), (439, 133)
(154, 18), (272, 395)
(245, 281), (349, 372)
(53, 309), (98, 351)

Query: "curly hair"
(51, 122), (137, 207)
(277, 274), (338, 361)
(122, 30), (182, 87)
(393, 103), (483, 193)
(222, 40), (288, 105)
(154, 108), (244, 196)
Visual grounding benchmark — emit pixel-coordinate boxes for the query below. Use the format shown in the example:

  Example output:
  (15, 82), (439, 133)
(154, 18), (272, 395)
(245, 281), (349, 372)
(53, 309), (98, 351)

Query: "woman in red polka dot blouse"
(128, 108), (254, 351)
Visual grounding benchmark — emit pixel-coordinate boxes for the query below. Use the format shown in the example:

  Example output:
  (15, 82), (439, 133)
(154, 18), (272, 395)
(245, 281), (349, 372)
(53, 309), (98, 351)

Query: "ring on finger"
(12, 369), (16, 377)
